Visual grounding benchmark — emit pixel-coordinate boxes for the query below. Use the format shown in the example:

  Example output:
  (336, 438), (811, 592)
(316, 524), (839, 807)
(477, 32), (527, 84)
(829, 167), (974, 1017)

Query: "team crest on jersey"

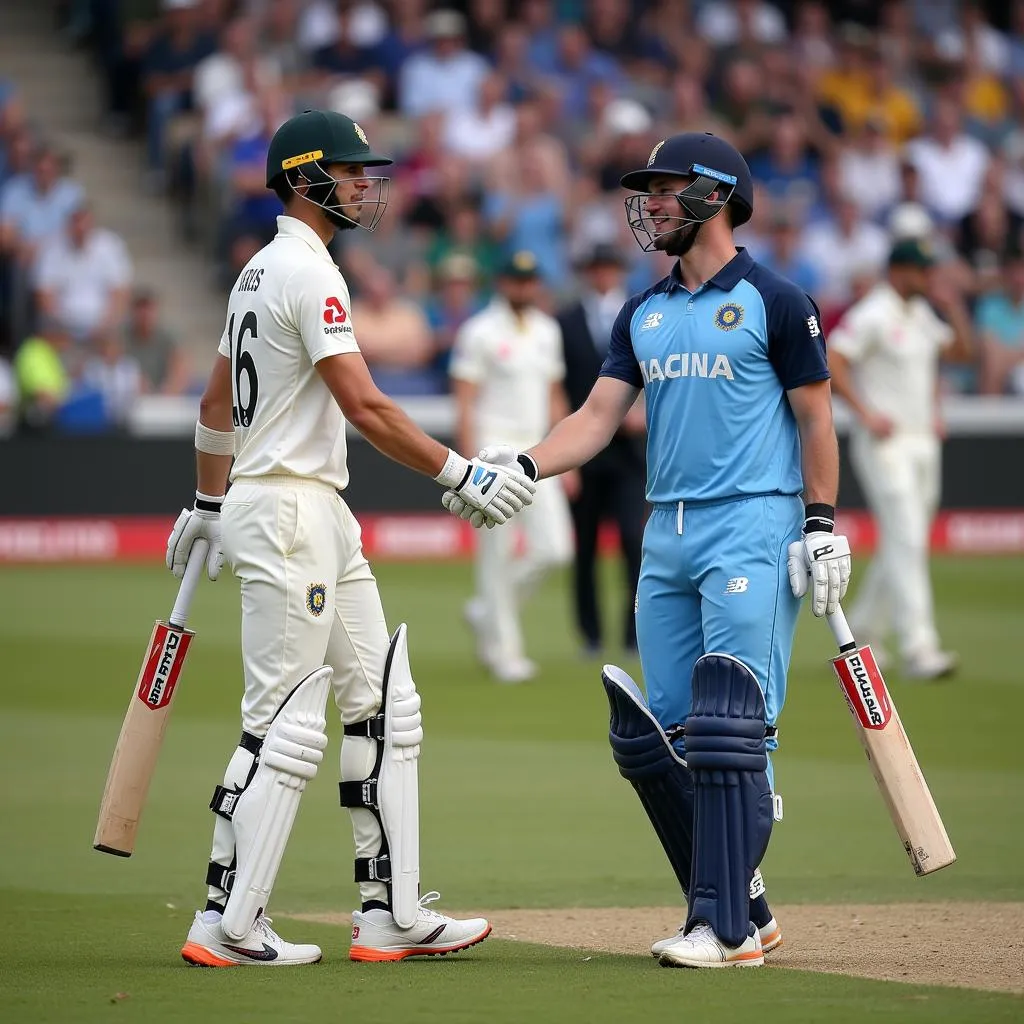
(323, 297), (346, 324)
(640, 311), (663, 331)
(306, 583), (327, 617)
(714, 303), (744, 331)
(353, 122), (368, 146)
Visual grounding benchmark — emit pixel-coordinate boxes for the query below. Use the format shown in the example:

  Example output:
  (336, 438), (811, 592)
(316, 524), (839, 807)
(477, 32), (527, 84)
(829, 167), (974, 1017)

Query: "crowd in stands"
(4, 0), (1024, 433)
(0, 68), (190, 435)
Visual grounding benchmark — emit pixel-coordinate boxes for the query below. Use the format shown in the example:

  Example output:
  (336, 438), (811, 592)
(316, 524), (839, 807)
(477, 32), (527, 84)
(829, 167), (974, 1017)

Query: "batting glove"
(435, 448), (537, 528)
(786, 504), (851, 617)
(442, 445), (539, 528)
(166, 491), (225, 581)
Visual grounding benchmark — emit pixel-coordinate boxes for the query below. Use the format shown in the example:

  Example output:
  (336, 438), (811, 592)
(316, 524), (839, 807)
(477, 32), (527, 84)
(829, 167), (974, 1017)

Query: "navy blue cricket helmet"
(620, 132), (754, 251)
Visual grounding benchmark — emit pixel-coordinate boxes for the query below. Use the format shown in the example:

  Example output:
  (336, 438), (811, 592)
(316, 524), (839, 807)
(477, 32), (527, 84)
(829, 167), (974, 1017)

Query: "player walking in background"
(828, 237), (974, 680)
(164, 109), (535, 966)
(444, 132), (851, 968)
(450, 251), (574, 684)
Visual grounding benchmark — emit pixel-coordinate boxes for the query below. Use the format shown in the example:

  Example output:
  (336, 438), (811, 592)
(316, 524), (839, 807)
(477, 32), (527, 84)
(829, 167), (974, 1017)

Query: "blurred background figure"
(450, 252), (573, 683)
(124, 288), (191, 396)
(557, 243), (645, 658)
(976, 246), (1024, 395)
(827, 238), (975, 680)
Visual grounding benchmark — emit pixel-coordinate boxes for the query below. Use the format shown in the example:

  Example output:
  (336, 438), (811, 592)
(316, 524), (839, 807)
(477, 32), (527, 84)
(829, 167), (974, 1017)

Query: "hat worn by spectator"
(578, 242), (627, 269)
(888, 237), (936, 268)
(500, 250), (540, 279)
(426, 9), (466, 39)
(162, 0), (198, 10)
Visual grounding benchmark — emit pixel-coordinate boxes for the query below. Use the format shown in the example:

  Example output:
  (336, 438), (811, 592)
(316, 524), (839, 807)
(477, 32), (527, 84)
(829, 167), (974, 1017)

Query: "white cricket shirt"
(829, 280), (954, 434)
(218, 216), (361, 490)
(449, 296), (565, 446)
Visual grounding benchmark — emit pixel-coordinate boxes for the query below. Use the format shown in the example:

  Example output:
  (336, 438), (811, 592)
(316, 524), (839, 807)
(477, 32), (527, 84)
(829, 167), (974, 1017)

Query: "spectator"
(350, 261), (436, 395)
(425, 198), (501, 289)
(759, 207), (823, 298)
(711, 56), (775, 154)
(397, 9), (489, 119)
(661, 72), (732, 140)
(442, 72), (517, 167)
(548, 24), (625, 124)
(696, 0), (788, 48)
(520, 0), (560, 75)
(801, 191), (889, 315)
(492, 20), (543, 103)
(13, 318), (72, 431)
(484, 145), (568, 288)
(310, 3), (387, 99)
(81, 330), (143, 428)
(297, 0), (388, 56)
(124, 288), (190, 395)
(903, 95), (989, 225)
(933, 1), (1009, 77)
(747, 112), (823, 213)
(426, 252), (486, 379)
(257, 0), (310, 85)
(487, 96), (571, 199)
(837, 115), (902, 222)
(975, 249), (1024, 395)
(955, 188), (1023, 296)
(34, 204), (132, 344)
(0, 144), (84, 267)
(141, 0), (217, 186)
(790, 0), (836, 72)
(465, 0), (507, 58)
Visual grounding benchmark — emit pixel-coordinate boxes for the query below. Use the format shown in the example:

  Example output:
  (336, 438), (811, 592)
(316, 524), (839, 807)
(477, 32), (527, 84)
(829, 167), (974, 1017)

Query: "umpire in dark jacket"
(558, 243), (647, 654)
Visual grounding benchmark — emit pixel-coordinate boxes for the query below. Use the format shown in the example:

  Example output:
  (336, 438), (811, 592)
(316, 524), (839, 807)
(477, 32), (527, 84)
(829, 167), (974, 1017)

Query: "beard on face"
(654, 220), (701, 257)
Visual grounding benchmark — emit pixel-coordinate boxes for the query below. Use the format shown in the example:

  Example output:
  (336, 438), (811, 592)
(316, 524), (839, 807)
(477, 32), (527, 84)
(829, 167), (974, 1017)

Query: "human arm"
(549, 378), (581, 499)
(827, 348), (893, 438)
(165, 354), (233, 580)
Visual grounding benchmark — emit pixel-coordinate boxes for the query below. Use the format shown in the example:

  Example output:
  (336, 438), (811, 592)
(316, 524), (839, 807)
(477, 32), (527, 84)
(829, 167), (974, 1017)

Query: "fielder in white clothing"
(450, 251), (574, 683)
(828, 237), (973, 679)
(164, 110), (536, 967)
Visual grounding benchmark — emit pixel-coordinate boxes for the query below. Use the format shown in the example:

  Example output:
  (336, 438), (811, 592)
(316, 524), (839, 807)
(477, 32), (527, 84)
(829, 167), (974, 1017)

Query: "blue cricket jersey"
(600, 248), (829, 504)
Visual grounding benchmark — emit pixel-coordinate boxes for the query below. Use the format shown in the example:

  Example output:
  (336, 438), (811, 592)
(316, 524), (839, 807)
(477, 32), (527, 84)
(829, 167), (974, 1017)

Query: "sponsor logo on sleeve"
(807, 315), (821, 338)
(323, 297), (353, 335)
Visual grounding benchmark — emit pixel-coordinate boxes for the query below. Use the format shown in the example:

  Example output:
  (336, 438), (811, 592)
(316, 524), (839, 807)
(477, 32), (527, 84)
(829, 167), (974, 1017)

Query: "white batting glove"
(166, 491), (225, 581)
(786, 505), (851, 617)
(443, 445), (539, 529)
(434, 448), (537, 528)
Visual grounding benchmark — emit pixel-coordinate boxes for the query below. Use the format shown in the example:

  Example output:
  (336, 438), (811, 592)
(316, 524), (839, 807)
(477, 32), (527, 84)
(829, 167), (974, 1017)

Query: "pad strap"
(209, 733), (264, 820)
(344, 716), (385, 739)
(339, 779), (379, 810)
(354, 855), (392, 884)
(207, 859), (236, 894)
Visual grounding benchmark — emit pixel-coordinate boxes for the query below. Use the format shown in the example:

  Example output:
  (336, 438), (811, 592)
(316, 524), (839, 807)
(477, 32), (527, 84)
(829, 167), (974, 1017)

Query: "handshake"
(436, 445), (539, 530)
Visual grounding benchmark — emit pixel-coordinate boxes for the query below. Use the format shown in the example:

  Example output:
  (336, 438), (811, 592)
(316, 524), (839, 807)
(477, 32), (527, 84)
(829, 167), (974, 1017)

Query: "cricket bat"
(827, 604), (956, 876)
(93, 539), (209, 857)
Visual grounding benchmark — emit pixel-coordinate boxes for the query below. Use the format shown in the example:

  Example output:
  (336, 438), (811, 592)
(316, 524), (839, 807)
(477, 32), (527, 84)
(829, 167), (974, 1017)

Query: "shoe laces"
(684, 921), (714, 943)
(252, 913), (278, 940)
(416, 890), (445, 922)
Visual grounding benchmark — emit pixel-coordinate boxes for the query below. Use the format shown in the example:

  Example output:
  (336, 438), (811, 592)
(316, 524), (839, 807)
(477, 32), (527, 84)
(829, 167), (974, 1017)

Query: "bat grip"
(169, 539), (209, 630)
(826, 604), (858, 652)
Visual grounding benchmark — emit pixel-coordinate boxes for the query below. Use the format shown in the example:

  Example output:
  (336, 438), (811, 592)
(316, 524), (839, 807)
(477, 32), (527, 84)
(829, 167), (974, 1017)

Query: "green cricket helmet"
(266, 109), (393, 231)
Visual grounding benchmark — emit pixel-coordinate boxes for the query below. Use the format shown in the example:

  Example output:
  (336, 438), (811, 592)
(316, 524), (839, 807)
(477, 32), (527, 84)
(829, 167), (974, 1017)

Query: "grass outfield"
(0, 557), (1021, 1022)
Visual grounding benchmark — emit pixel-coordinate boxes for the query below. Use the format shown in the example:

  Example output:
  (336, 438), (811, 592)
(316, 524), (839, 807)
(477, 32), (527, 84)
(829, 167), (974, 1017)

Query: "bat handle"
(169, 539), (209, 630)
(825, 604), (858, 653)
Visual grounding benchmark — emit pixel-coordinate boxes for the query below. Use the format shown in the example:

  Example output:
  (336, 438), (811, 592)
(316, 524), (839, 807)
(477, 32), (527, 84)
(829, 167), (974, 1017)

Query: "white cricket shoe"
(492, 657), (537, 685)
(651, 917), (781, 957)
(181, 910), (322, 967)
(658, 921), (764, 968)
(903, 649), (957, 680)
(349, 891), (491, 962)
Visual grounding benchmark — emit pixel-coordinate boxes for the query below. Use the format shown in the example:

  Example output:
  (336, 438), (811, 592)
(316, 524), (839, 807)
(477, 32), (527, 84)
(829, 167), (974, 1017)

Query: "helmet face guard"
(624, 165), (738, 252)
(286, 158), (390, 232)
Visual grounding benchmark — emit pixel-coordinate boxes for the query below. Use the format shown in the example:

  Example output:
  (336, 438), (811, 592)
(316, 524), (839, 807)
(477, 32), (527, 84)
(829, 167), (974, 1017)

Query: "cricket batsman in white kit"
(165, 109), (536, 966)
(450, 251), (574, 683)
(828, 237), (973, 679)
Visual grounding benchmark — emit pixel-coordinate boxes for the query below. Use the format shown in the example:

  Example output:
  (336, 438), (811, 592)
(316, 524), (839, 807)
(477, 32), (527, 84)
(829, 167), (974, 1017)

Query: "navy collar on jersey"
(665, 247), (753, 294)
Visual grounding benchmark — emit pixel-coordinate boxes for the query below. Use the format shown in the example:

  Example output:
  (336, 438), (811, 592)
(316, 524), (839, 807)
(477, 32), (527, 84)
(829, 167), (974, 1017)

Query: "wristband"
(517, 452), (539, 482)
(195, 490), (224, 514)
(434, 448), (471, 489)
(195, 421), (235, 456)
(803, 502), (835, 535)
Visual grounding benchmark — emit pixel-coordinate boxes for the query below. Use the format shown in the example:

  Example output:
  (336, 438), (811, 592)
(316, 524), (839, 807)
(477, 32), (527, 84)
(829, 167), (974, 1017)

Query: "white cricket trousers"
(475, 476), (572, 664)
(848, 432), (943, 659)
(209, 475), (393, 907)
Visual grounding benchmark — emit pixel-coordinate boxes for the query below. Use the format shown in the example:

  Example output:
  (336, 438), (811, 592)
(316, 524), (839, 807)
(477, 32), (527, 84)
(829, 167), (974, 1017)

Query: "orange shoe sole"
(181, 942), (238, 968)
(350, 925), (492, 963)
(760, 927), (783, 954)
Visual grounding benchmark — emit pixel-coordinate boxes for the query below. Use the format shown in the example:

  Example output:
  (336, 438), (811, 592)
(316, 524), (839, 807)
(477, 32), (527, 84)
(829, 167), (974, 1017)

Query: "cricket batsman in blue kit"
(443, 132), (853, 968)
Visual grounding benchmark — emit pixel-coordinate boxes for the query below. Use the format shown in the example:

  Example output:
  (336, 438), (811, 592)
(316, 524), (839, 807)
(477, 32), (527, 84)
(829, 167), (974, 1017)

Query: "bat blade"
(831, 642), (956, 876)
(93, 620), (194, 857)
